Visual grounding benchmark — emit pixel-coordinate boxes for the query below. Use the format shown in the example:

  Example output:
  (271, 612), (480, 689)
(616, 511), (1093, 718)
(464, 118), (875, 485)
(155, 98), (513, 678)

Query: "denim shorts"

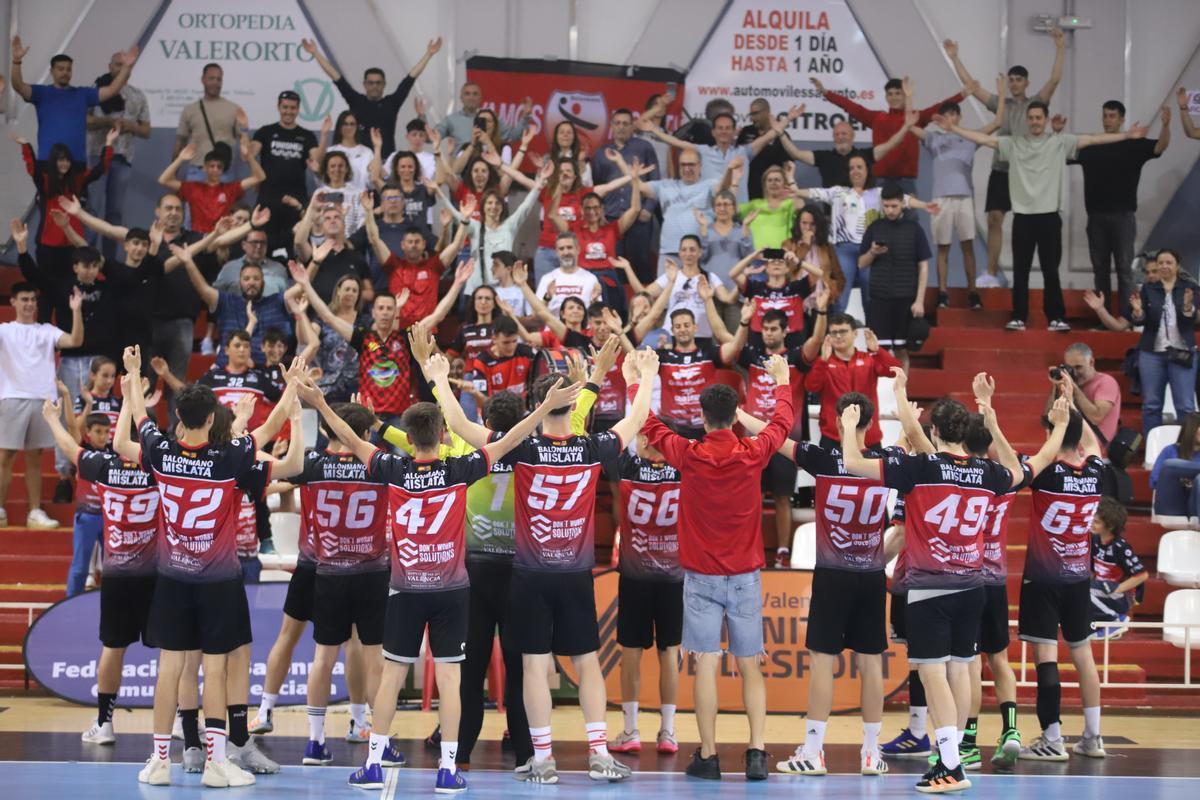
(681, 569), (763, 657)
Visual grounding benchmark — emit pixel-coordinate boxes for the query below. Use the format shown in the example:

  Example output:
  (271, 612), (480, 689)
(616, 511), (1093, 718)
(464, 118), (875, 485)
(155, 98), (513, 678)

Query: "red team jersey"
(794, 442), (894, 571)
(296, 450), (389, 575)
(881, 451), (1013, 590)
(350, 326), (414, 415)
(369, 449), (492, 591)
(592, 351), (627, 421)
(738, 345), (808, 423)
(198, 365), (282, 433)
(73, 392), (122, 443)
(138, 418), (258, 582)
(1025, 456), (1104, 584)
(469, 344), (536, 397)
(743, 279), (807, 335)
(503, 430), (624, 572)
(656, 344), (721, 429)
(234, 462), (271, 559)
(76, 449), (159, 577)
(981, 463), (1032, 584)
(613, 454), (682, 582)
(574, 220), (620, 270)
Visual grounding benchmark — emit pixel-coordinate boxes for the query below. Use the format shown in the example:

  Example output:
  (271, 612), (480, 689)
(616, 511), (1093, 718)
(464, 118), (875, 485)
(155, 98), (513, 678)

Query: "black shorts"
(503, 568), (599, 656)
(283, 561), (317, 622)
(906, 587), (985, 664)
(146, 575), (252, 655)
(889, 590), (907, 643)
(866, 295), (914, 349)
(979, 583), (1011, 654)
(617, 574), (683, 650)
(806, 567), (887, 655)
(313, 570), (389, 647)
(1018, 579), (1092, 647)
(984, 169), (1011, 213)
(761, 453), (798, 497)
(383, 587), (470, 663)
(99, 574), (157, 649)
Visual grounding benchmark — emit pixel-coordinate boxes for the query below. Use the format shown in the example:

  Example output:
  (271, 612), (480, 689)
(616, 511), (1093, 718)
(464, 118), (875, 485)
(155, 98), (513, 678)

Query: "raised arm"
(300, 38), (342, 82)
(9, 36), (32, 101)
(874, 108), (918, 161)
(1077, 121), (1148, 150)
(419, 260), (473, 329)
(266, 398), (307, 479)
(56, 288), (85, 350)
(157, 143), (195, 192)
(288, 258), (353, 341)
(610, 350), (660, 445)
(1179, 88), (1200, 140)
(892, 367), (935, 454)
(239, 126), (266, 190)
(59, 193), (130, 242)
(720, 298), (753, 365)
(1034, 28), (1066, 103)
(249, 359), (304, 446)
(97, 45), (138, 103)
(407, 37), (442, 80)
(942, 39), (990, 104)
(937, 118), (998, 149)
(168, 244), (219, 312)
(150, 355), (186, 393)
(41, 399), (83, 463)
(838, 404), (884, 480)
(113, 371), (142, 463)
(632, 265), (675, 341)
(412, 329), (491, 449)
(1155, 105), (1172, 156)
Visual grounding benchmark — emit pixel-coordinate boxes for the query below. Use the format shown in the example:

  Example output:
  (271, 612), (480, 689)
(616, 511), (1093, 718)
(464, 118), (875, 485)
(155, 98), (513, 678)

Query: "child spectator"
(1089, 497), (1147, 638)
(158, 138), (264, 233)
(65, 411), (112, 595)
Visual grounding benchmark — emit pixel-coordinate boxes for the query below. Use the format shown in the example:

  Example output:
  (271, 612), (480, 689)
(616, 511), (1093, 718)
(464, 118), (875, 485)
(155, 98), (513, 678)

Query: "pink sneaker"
(609, 729), (641, 753)
(656, 730), (678, 754)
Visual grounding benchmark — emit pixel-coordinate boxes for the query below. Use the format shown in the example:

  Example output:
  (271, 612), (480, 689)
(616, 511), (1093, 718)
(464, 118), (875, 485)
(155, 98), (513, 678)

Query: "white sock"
(585, 721), (609, 756)
(350, 703), (368, 728)
(802, 719), (827, 759)
(367, 732), (389, 767)
(306, 706), (326, 744)
(206, 725), (227, 763)
(259, 692), (278, 717)
(909, 706), (928, 739)
(935, 726), (959, 770)
(530, 726), (553, 762)
(957, 729), (965, 744)
(862, 721), (881, 753)
(621, 701), (638, 734)
(153, 734), (171, 761)
(1082, 707), (1101, 739)
(660, 704), (677, 735)
(440, 741), (458, 772)
(1045, 721), (1062, 742)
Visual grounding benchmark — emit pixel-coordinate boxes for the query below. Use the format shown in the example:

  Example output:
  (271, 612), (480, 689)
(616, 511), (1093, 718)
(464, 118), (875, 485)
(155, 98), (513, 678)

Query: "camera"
(1049, 364), (1076, 381)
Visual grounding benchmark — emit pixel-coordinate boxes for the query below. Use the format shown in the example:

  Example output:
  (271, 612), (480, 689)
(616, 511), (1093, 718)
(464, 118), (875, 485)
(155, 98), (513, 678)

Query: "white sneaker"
(776, 749), (827, 775)
(1073, 735), (1106, 758)
(587, 752), (633, 781)
(0, 507), (8, 527)
(82, 721), (115, 745)
(1047, 319), (1071, 332)
(199, 337), (216, 356)
(345, 718), (371, 743)
(1019, 735), (1070, 761)
(138, 755), (171, 785)
(228, 740), (280, 774)
(861, 749), (889, 775)
(1004, 320), (1026, 332)
(202, 759), (257, 788)
(976, 273), (1001, 288)
(183, 746), (204, 773)
(26, 508), (59, 529)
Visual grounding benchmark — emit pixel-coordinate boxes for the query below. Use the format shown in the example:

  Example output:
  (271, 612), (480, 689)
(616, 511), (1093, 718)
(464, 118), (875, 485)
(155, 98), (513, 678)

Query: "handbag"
(1121, 347), (1141, 395)
(1166, 347), (1195, 367)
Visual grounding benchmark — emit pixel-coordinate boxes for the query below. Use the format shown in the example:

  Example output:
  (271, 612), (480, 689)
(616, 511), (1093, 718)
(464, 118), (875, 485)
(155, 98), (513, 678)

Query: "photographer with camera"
(1044, 343), (1122, 445)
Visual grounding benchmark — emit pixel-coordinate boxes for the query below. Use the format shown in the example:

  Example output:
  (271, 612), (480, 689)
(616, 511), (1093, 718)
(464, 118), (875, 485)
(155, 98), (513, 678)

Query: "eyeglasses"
(679, 162), (700, 168)
(245, 239), (267, 246)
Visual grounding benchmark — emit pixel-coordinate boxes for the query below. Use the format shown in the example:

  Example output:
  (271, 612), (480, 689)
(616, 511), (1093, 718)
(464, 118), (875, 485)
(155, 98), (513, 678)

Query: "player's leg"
(504, 569), (560, 783)
(304, 643), (340, 764)
(612, 574), (650, 753)
(225, 642), (277, 773)
(654, 579), (683, 754)
(882, 590), (931, 758)
(427, 587), (470, 793)
(1063, 581), (1105, 757)
(343, 630), (371, 740)
(979, 583), (1019, 769)
(138, 648), (185, 785)
(853, 570), (889, 774)
(858, 653), (886, 773)
(780, 566), (842, 774)
(1018, 581), (1070, 761)
(457, 560), (499, 766)
(614, 646), (643, 750)
(350, 589), (414, 789)
(83, 646), (124, 743)
(253, 563), (317, 733)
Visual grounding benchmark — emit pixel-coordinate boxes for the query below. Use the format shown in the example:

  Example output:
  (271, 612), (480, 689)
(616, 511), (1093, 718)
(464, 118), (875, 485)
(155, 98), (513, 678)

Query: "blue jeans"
(834, 241), (870, 316)
(681, 569), (763, 657)
(67, 511), (103, 596)
(56, 356), (93, 476)
(87, 154), (133, 263)
(1152, 459), (1200, 519)
(533, 247), (560, 286)
(1139, 349), (1197, 434)
(240, 556), (262, 584)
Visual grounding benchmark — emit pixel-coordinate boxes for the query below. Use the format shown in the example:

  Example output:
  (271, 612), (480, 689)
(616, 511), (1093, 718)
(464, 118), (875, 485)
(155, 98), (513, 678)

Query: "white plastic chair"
(875, 376), (898, 419)
(1159, 530), (1200, 588)
(300, 407), (320, 449)
(1144, 425), (1181, 469)
(269, 512), (302, 556)
(845, 288), (865, 332)
(259, 569), (293, 583)
(1162, 589), (1200, 648)
(880, 419), (904, 449)
(790, 522), (816, 569)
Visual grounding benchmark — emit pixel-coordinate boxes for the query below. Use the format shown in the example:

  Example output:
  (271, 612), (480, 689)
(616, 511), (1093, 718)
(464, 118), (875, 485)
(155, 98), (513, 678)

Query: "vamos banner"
(465, 56), (687, 166)
(133, 0), (345, 128)
(24, 582), (348, 708)
(685, 0), (890, 142)
(558, 569), (909, 713)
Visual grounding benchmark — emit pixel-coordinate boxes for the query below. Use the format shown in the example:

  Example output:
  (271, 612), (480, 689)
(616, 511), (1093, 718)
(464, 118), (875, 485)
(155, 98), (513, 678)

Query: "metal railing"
(0, 602), (52, 684)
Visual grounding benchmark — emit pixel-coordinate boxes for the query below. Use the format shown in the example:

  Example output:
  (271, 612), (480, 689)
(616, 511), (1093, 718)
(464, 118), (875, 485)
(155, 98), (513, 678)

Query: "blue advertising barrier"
(24, 582), (348, 708)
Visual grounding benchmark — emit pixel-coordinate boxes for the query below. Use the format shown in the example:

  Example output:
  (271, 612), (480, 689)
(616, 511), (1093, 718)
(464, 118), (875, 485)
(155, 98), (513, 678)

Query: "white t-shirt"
(535, 268), (602, 314)
(328, 143), (375, 192)
(0, 322), (64, 400)
(653, 270), (728, 339)
(494, 284), (531, 318)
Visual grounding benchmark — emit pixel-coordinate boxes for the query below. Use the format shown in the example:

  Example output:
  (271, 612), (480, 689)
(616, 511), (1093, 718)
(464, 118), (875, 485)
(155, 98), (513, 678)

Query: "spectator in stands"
(158, 137), (265, 234)
(314, 113), (377, 194)
(858, 183), (931, 372)
(781, 113), (919, 188)
(593, 108), (660, 284)
(61, 408), (111, 595)
(1128, 248), (1197, 434)
(1150, 412), (1200, 520)
(250, 90), (319, 255)
(489, 251), (531, 318)
(173, 63), (242, 180)
(308, 150), (369, 237)
(738, 164), (796, 249)
(304, 273), (364, 403)
(806, 313), (900, 448)
(294, 204), (372, 304)
(379, 115), (436, 181)
(694, 190), (754, 285)
(624, 237), (739, 344)
(944, 32), (1065, 285)
(811, 75), (964, 193)
(302, 37), (441, 158)
(786, 206), (845, 334)
(212, 225), (288, 298)
(0, 273), (83, 529)
(434, 81), (532, 152)
(1088, 497), (1147, 638)
(938, 102), (1148, 332)
(8, 36), (138, 163)
(1084, 256), (1162, 332)
(532, 232), (603, 315)
(86, 51), (151, 262)
(1045, 343), (1122, 445)
(738, 99), (793, 200)
(1177, 87), (1200, 139)
(368, 160), (436, 248)
(1069, 102), (1170, 310)
(639, 149), (739, 269)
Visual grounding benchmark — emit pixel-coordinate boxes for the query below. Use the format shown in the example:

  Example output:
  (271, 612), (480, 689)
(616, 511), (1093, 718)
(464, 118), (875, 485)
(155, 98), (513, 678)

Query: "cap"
(907, 316), (931, 352)
(278, 90), (300, 103)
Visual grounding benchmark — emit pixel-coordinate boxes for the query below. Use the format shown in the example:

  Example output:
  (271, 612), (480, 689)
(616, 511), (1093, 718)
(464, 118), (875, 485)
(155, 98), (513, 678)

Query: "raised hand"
(942, 39), (958, 59)
(972, 371), (995, 402)
(565, 351), (588, 386)
(815, 281), (830, 311)
(9, 219), (27, 246)
(69, 286), (84, 312)
(1047, 395), (1070, 426)
(520, 123), (538, 148)
(454, 259), (474, 286)
(590, 331), (621, 376)
(864, 328), (879, 352)
(809, 76), (826, 94)
(233, 393), (256, 425)
(931, 114), (953, 132)
(1050, 26), (1065, 48)
(840, 401), (861, 431)
(46, 209), (67, 232)
(1161, 105), (1172, 126)
(460, 192), (478, 219)
(395, 287), (411, 309)
(890, 364), (908, 393)
(312, 238), (335, 263)
(245, 300), (257, 329)
(740, 298), (757, 326)
(288, 259), (310, 285)
(1128, 121), (1149, 139)
(426, 37), (443, 55)
(636, 348), (661, 379)
(820, 335), (833, 361)
(1179, 87), (1191, 109)
(408, 322), (435, 365)
(664, 258), (679, 284)
(150, 356), (170, 377)
(424, 352), (450, 381)
(300, 38), (318, 55)
(696, 275), (714, 302)
(360, 189), (375, 214)
(122, 344), (142, 375)
(235, 107), (249, 131)
(540, 377), (582, 412)
(1129, 292), (1144, 315)
(1082, 290), (1104, 310)
(1050, 114), (1068, 133)
(179, 142), (198, 162)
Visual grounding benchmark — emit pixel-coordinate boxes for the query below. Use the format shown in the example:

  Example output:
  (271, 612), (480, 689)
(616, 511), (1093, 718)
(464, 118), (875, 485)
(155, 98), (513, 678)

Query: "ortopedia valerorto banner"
(465, 57), (687, 166)
(24, 582), (348, 708)
(558, 569), (909, 713)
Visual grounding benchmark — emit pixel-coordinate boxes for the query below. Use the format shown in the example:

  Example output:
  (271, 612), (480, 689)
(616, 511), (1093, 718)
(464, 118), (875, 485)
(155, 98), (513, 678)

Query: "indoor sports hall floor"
(0, 702), (1197, 797)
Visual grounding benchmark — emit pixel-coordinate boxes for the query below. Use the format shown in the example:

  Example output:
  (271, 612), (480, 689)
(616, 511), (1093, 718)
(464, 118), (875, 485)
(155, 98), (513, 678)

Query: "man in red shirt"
(157, 135), (265, 233)
(812, 75), (964, 190)
(630, 354), (794, 782)
(806, 313), (901, 449)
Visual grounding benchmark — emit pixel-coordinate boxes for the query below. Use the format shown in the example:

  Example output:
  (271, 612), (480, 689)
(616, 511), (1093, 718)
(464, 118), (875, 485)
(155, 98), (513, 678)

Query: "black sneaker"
(425, 724), (441, 749)
(745, 748), (769, 781)
(916, 759), (972, 793)
(53, 478), (73, 504)
(685, 748), (721, 780)
(968, 291), (983, 310)
(937, 291), (950, 309)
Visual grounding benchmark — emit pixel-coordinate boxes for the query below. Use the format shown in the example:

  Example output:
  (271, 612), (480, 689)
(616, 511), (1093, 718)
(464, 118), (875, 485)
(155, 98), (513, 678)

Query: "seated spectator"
(1045, 343), (1122, 444)
(1150, 412), (1200, 520)
(1127, 248), (1197, 434)
(158, 136), (264, 233)
(1089, 498), (1147, 638)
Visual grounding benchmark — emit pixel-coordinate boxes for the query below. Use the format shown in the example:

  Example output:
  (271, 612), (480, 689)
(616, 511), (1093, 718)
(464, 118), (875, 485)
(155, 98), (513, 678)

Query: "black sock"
(97, 692), (117, 725)
(1035, 662), (1061, 732)
(963, 717), (978, 746)
(228, 704), (249, 748)
(180, 708), (202, 750)
(908, 669), (927, 707)
(999, 701), (1018, 734)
